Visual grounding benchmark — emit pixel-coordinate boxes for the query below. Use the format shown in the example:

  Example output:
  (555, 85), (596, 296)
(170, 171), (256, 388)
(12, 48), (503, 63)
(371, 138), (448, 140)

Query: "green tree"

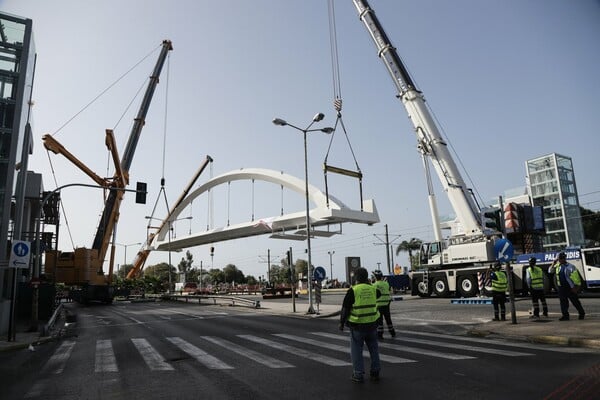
(223, 264), (245, 284)
(396, 237), (423, 270)
(144, 262), (175, 291)
(207, 268), (225, 285)
(177, 251), (194, 282)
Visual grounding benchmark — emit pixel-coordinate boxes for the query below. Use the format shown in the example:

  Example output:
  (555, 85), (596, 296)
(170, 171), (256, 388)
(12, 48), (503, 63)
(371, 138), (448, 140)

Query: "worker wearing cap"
(372, 270), (396, 339)
(549, 252), (585, 321)
(339, 267), (381, 383)
(526, 257), (548, 318)
(489, 262), (507, 321)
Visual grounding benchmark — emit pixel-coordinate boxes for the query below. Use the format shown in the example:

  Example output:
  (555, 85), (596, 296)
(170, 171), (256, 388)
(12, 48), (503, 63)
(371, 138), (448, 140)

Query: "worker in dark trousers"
(526, 257), (548, 318)
(489, 262), (507, 321)
(372, 270), (395, 339)
(549, 252), (585, 321)
(339, 267), (381, 383)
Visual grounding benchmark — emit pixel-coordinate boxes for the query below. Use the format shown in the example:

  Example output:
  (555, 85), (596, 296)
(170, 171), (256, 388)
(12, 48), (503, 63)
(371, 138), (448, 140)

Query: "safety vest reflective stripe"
(348, 284), (380, 324)
(528, 267), (544, 289)
(492, 271), (507, 292)
(374, 281), (391, 306)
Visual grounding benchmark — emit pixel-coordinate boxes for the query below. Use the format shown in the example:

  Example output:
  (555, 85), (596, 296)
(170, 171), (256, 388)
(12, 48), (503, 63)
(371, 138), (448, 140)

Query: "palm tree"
(396, 238), (423, 270)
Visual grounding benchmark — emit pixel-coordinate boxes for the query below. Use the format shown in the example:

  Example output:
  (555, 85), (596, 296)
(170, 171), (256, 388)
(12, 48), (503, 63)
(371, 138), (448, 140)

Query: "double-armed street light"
(328, 250), (335, 282)
(145, 215), (192, 292)
(272, 113), (334, 314)
(113, 241), (142, 277)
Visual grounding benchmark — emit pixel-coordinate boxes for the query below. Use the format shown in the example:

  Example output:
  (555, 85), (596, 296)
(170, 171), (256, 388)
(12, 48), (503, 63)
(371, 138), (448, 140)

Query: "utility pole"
(373, 224), (401, 274)
(258, 249), (272, 283)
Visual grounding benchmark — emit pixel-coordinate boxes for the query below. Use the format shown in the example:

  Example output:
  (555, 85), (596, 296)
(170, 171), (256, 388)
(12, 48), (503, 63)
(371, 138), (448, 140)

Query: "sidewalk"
(0, 304), (69, 353)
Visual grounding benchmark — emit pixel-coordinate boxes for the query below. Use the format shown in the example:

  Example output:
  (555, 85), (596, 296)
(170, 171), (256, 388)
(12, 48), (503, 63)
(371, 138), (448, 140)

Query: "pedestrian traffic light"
(135, 182), (147, 204)
(480, 207), (502, 233)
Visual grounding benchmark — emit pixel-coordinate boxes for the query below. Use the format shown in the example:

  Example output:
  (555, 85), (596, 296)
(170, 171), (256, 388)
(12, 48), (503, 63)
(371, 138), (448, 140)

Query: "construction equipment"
(353, 1), (512, 297)
(353, 1), (600, 297)
(42, 40), (173, 303)
(126, 155), (213, 279)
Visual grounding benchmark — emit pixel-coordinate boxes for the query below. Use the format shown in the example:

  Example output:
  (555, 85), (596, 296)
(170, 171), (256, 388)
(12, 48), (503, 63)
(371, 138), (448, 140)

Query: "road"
(1, 296), (599, 400)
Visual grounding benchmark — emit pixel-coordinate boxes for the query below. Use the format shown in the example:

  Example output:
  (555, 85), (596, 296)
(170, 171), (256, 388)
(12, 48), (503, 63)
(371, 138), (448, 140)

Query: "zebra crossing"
(23, 330), (589, 398)
(33, 329), (583, 378)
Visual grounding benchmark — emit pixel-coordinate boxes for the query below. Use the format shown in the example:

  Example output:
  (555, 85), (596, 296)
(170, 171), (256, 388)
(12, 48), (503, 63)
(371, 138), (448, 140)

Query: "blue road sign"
(313, 266), (326, 281)
(494, 238), (514, 262)
(9, 240), (31, 269)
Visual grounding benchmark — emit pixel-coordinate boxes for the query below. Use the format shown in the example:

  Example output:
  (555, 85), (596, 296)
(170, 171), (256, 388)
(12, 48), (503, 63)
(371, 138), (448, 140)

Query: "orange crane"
(42, 40), (172, 303)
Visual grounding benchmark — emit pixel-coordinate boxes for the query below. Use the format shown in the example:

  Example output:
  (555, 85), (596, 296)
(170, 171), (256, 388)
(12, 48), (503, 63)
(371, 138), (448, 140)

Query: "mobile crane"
(353, 1), (501, 297)
(354, 1), (600, 297)
(42, 40), (173, 303)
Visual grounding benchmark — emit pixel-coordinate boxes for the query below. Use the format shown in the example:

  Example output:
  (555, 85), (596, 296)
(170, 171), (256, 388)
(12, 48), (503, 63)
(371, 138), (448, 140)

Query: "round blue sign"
(313, 266), (326, 281)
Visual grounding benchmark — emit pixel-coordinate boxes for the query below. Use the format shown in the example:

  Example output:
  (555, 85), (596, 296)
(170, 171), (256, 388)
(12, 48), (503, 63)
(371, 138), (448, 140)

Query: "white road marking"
(238, 334), (351, 366)
(274, 333), (415, 364)
(95, 339), (118, 372)
(131, 338), (174, 371)
(167, 337), (234, 369)
(201, 336), (294, 368)
(311, 332), (476, 360)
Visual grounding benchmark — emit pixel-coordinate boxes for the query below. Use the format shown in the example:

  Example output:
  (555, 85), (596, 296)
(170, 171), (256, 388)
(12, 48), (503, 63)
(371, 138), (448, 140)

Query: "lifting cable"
(43, 43), (163, 251)
(324, 0), (364, 210)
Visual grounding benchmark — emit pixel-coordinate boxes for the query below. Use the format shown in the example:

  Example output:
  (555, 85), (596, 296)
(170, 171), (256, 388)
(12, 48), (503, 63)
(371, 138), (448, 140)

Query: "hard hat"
(494, 262), (502, 269)
(529, 257), (536, 264)
(372, 269), (383, 278)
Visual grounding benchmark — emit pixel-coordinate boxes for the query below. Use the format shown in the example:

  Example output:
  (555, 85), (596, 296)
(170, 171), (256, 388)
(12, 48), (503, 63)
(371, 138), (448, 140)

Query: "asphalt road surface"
(1, 299), (598, 400)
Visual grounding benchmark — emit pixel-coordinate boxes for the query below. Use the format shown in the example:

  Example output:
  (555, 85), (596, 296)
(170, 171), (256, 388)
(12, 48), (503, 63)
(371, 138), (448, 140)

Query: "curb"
(0, 335), (56, 353)
(467, 329), (600, 350)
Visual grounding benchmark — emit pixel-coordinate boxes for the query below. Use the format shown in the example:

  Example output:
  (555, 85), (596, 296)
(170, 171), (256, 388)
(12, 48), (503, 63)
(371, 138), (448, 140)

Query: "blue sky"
(3, 0), (599, 281)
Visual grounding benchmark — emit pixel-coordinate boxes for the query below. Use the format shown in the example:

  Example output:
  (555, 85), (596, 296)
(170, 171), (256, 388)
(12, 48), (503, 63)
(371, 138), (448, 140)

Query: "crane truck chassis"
(410, 247), (600, 298)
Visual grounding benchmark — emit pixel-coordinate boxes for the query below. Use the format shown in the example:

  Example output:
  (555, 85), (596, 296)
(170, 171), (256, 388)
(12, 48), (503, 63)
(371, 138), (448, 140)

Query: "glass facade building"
(0, 13), (35, 263)
(526, 153), (585, 250)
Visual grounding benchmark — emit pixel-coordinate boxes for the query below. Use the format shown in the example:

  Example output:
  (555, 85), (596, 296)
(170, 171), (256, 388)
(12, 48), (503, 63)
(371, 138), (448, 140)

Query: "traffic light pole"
(498, 195), (517, 325)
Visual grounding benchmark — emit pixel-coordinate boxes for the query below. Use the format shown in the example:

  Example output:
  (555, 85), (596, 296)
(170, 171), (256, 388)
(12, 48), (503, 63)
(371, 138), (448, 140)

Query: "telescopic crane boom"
(352, 0), (483, 238)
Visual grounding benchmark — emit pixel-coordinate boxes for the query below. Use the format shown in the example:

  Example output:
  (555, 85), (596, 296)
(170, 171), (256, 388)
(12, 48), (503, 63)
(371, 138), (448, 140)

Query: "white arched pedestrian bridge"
(151, 168), (379, 251)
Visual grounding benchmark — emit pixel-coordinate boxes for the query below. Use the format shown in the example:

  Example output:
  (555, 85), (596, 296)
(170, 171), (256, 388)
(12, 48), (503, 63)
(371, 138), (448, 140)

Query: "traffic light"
(480, 207), (502, 233)
(210, 246), (214, 257)
(504, 202), (521, 234)
(135, 182), (147, 204)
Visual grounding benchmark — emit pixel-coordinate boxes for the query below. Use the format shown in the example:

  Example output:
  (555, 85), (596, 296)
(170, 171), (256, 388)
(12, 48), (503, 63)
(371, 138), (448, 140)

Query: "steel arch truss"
(152, 168), (379, 251)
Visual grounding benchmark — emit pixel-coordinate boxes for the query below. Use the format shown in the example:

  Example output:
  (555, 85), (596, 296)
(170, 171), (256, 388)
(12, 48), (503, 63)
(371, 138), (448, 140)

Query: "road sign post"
(494, 238), (517, 324)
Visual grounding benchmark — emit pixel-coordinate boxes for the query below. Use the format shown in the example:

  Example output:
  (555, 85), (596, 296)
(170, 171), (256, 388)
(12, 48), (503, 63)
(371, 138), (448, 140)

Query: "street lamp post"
(145, 215), (192, 293)
(328, 250), (335, 281)
(114, 241), (142, 278)
(273, 113), (334, 314)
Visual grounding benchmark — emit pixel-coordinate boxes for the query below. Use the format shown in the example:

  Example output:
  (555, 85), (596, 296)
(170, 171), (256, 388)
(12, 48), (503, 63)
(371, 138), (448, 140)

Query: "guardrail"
(164, 293), (261, 309)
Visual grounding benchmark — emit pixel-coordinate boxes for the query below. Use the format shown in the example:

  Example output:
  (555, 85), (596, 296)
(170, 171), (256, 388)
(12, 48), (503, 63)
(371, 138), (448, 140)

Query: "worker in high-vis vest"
(372, 270), (396, 339)
(489, 262), (507, 321)
(526, 257), (548, 318)
(549, 252), (585, 321)
(340, 267), (381, 383)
